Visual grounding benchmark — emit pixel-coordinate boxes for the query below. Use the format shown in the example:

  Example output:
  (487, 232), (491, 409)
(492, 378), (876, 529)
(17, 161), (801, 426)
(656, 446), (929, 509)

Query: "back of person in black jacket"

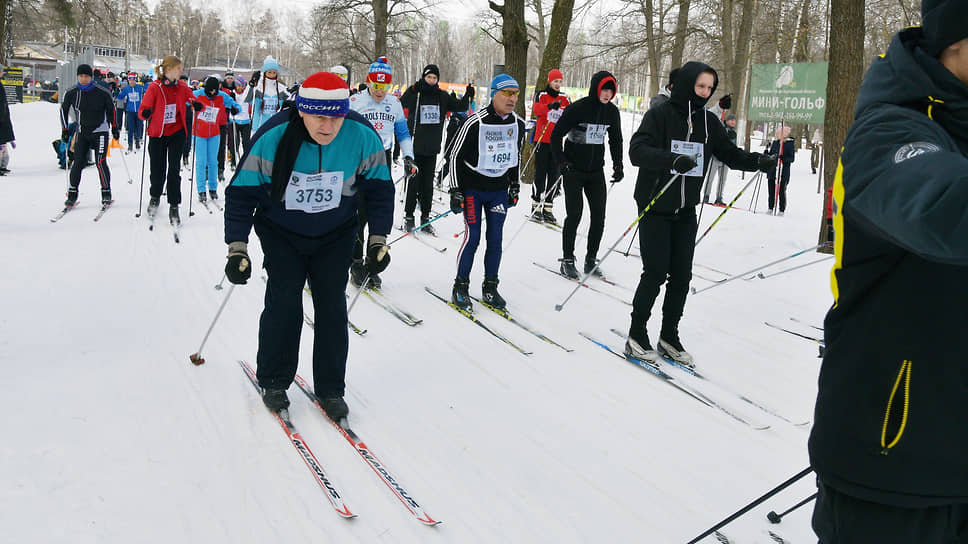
(549, 71), (624, 279)
(625, 61), (775, 366)
(399, 64), (474, 232)
(809, 3), (968, 541)
(765, 125), (796, 214)
(59, 63), (120, 207)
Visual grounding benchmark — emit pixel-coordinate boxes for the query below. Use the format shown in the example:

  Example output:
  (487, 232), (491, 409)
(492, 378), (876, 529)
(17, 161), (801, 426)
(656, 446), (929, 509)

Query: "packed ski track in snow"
(2, 101), (828, 543)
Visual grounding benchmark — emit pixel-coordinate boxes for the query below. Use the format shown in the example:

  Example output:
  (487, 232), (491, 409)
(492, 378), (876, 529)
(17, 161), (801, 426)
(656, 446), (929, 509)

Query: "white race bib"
(284, 171), (343, 214)
(128, 92), (140, 102)
(198, 106), (218, 123)
(419, 104), (440, 125)
(670, 139), (705, 177)
(546, 109), (562, 124)
(585, 123), (608, 144)
(478, 123), (519, 173)
(163, 104), (177, 125)
(262, 95), (278, 113)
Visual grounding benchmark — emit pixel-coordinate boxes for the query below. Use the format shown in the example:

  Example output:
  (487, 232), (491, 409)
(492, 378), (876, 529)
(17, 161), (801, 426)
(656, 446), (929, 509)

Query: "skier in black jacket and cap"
(399, 64), (474, 233)
(549, 70), (624, 279)
(625, 62), (776, 367)
(809, 1), (968, 541)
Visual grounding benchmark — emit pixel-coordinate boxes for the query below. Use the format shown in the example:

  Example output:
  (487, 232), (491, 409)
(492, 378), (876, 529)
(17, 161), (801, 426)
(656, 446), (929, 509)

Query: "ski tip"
(419, 517), (442, 526)
(189, 353), (205, 365)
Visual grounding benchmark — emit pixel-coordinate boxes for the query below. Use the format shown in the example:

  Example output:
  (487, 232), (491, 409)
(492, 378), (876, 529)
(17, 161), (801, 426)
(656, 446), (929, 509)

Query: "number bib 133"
(284, 170), (343, 214)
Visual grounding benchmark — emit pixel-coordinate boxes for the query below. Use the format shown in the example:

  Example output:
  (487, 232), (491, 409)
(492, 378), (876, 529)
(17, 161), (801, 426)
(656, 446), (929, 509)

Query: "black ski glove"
(547, 101), (561, 110)
(757, 153), (779, 172)
(61, 129), (69, 143)
(404, 157), (418, 178)
(507, 184), (520, 207)
(191, 101), (204, 112)
(450, 188), (464, 215)
(141, 107), (152, 120)
(230, 106), (240, 115)
(249, 71), (261, 87)
(365, 235), (391, 274)
(225, 242), (251, 285)
(718, 94), (732, 110)
(672, 154), (698, 174)
(111, 126), (120, 141)
(611, 167), (624, 183)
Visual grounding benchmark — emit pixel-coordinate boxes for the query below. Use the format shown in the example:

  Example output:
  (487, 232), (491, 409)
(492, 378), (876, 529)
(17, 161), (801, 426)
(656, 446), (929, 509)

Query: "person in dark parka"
(0, 66), (15, 174)
(809, 1), (968, 541)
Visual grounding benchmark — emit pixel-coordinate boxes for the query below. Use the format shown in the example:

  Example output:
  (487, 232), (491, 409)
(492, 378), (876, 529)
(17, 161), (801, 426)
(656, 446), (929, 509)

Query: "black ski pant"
(767, 161), (791, 212)
(218, 124), (234, 173)
(148, 129), (186, 206)
(630, 208), (698, 336)
(182, 108), (193, 159)
(561, 169), (607, 263)
(531, 143), (561, 203)
(812, 481), (968, 543)
(404, 153), (437, 220)
(255, 218), (356, 398)
(69, 131), (111, 192)
(353, 149), (392, 262)
(234, 123), (252, 157)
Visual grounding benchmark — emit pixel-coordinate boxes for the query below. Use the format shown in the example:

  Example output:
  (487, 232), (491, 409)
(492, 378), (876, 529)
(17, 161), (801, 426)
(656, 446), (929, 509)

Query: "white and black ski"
(533, 261), (632, 307)
(471, 296), (572, 352)
(363, 287), (422, 326)
(93, 200), (114, 222)
(50, 202), (79, 222)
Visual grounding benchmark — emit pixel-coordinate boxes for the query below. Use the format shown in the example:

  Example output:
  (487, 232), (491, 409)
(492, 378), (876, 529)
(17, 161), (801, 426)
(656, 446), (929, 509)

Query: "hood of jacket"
(670, 61), (719, 111)
(587, 71), (617, 100)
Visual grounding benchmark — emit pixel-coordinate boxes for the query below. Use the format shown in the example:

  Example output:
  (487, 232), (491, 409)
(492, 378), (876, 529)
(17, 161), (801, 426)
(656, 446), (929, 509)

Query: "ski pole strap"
(685, 467), (812, 544)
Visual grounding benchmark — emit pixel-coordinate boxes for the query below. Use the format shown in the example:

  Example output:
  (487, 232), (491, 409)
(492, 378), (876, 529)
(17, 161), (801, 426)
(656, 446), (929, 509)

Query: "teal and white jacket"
(224, 109), (393, 243)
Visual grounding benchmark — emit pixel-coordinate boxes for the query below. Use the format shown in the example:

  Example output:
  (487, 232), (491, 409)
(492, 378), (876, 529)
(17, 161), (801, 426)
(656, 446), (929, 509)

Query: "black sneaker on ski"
(560, 257), (580, 280)
(420, 217), (436, 235)
(452, 277), (472, 311)
(318, 395), (349, 421)
(658, 332), (695, 368)
(147, 196), (160, 217)
(584, 258), (604, 278)
(65, 188), (79, 207)
(369, 273), (382, 289)
(169, 205), (181, 226)
(349, 259), (367, 288)
(714, 199), (726, 206)
(403, 216), (415, 232)
(625, 328), (659, 362)
(101, 190), (112, 205)
(198, 191), (208, 203)
(209, 190), (218, 201)
(530, 201), (542, 221)
(542, 203), (558, 224)
(481, 276), (506, 309)
(262, 388), (290, 413)
(218, 171), (225, 182)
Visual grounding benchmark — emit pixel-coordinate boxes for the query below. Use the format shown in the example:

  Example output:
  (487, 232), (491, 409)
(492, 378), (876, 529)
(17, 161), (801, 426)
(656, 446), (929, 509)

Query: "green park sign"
(748, 62), (828, 124)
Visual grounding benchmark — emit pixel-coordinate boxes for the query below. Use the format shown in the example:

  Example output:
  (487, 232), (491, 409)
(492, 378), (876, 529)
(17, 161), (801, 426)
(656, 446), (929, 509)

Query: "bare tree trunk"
(644, 0), (661, 97)
(489, 0), (529, 117)
(373, 0), (388, 58)
(818, 0), (864, 251)
(669, 0), (690, 70)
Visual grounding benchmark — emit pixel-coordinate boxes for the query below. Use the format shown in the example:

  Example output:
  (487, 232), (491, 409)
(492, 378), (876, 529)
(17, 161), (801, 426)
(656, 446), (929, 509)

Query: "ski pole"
(749, 169), (763, 212)
(757, 256), (833, 280)
(135, 135), (148, 217)
(519, 121), (552, 177)
(690, 243), (828, 295)
(503, 174), (563, 250)
(695, 172), (762, 247)
(115, 139), (134, 184)
(347, 274), (372, 315)
(214, 273), (226, 290)
(767, 492), (818, 524)
(188, 113), (197, 218)
(623, 225), (639, 257)
(387, 210), (453, 245)
(189, 282), (236, 365)
(685, 467), (813, 544)
(555, 171), (684, 312)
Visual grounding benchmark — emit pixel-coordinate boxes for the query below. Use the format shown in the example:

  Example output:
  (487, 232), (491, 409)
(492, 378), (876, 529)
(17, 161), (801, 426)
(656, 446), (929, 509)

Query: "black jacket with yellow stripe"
(808, 27), (968, 508)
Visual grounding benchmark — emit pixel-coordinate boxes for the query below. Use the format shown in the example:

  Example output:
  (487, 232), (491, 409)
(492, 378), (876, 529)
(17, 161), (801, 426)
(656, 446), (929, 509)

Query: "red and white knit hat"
(296, 72), (350, 117)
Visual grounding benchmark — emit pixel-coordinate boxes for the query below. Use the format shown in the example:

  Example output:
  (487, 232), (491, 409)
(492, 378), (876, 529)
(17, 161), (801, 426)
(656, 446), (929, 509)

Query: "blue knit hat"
(262, 55), (279, 73)
(490, 73), (518, 97)
(367, 56), (393, 84)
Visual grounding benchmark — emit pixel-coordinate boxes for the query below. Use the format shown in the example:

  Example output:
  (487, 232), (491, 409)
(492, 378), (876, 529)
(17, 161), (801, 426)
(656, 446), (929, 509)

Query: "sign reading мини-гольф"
(748, 62), (828, 125)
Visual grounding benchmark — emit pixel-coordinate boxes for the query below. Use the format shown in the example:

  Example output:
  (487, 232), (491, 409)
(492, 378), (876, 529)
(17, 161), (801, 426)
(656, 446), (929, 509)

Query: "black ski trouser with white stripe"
(69, 130), (110, 191)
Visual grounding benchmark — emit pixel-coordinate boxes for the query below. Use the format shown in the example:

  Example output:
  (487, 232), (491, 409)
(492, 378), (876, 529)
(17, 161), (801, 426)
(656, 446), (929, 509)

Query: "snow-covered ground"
(1, 101), (829, 543)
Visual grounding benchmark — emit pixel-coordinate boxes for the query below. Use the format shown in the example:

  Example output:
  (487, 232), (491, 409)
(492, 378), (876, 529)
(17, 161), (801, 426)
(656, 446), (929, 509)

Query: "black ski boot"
(658, 329), (695, 369)
(481, 276), (506, 309)
(349, 259), (367, 288)
(625, 327), (659, 362)
(169, 205), (181, 226)
(147, 196), (160, 217)
(403, 215), (415, 232)
(218, 171), (225, 182)
(584, 258), (604, 278)
(369, 273), (382, 290)
(530, 200), (542, 221)
(420, 216), (436, 235)
(198, 191), (207, 203)
(560, 257), (580, 280)
(318, 395), (349, 421)
(209, 190), (218, 201)
(101, 189), (113, 205)
(542, 202), (558, 224)
(64, 187), (79, 207)
(262, 388), (290, 413)
(451, 277), (472, 311)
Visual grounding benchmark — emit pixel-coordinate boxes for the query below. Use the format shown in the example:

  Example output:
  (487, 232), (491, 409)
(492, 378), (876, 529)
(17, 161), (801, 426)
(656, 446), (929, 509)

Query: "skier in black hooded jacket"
(809, 1), (968, 540)
(625, 62), (776, 367)
(549, 71), (624, 279)
(399, 64), (474, 233)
